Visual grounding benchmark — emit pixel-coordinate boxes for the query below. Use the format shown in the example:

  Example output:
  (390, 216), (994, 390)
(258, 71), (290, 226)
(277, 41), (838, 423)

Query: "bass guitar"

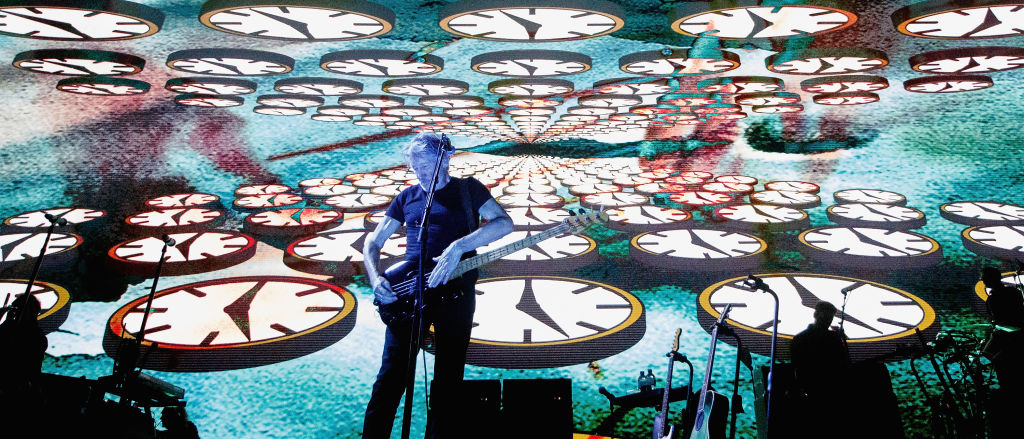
(690, 304), (732, 439)
(653, 328), (683, 439)
(377, 209), (607, 326)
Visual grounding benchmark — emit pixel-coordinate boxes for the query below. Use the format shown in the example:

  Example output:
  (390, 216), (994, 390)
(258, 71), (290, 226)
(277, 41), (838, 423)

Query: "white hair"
(402, 132), (450, 165)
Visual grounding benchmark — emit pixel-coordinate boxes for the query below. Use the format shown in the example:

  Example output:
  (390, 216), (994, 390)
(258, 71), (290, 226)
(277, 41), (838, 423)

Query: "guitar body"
(377, 260), (469, 326)
(689, 391), (716, 439)
(685, 391), (728, 439)
(652, 417), (674, 439)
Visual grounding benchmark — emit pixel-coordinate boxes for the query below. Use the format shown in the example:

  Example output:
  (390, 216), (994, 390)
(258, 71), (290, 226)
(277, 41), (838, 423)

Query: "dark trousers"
(363, 286), (475, 439)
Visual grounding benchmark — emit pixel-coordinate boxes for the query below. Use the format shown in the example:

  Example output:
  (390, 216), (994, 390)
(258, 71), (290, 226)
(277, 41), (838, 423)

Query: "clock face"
(735, 92), (800, 106)
(298, 178), (342, 188)
(813, 92), (880, 105)
(671, 3), (857, 39)
(420, 96), (484, 109)
(496, 193), (566, 208)
(0, 1), (163, 40)
(714, 204), (810, 232)
(471, 50), (592, 77)
(580, 192), (648, 210)
(659, 93), (718, 107)
(244, 208), (341, 236)
(568, 183), (621, 196)
(910, 47), (1024, 73)
(503, 183), (557, 195)
(475, 231), (598, 273)
(567, 106), (617, 116)
(199, 0), (395, 41)
(323, 194), (392, 212)
(175, 93), (245, 107)
(698, 76), (784, 94)
(800, 75), (889, 93)
(166, 77), (257, 95)
(233, 194), (305, 210)
(439, 1), (624, 42)
(698, 273), (936, 361)
(489, 78), (574, 96)
(0, 232), (81, 269)
(799, 227), (942, 268)
(619, 49), (740, 76)
(257, 94), (324, 108)
(594, 77), (674, 95)
(382, 78), (468, 96)
(611, 176), (652, 187)
(146, 193), (220, 209)
(125, 208), (226, 233)
(605, 205), (692, 232)
(763, 181), (819, 193)
(767, 48), (888, 75)
(13, 48), (144, 76)
(715, 175), (756, 184)
(0, 279), (70, 334)
(941, 201), (1024, 226)
(465, 276), (644, 368)
(634, 182), (689, 194)
(443, 106), (494, 116)
(284, 231), (405, 276)
(56, 76), (150, 95)
(274, 77), (362, 96)
(318, 106), (368, 116)
(4, 207), (105, 229)
(320, 50), (443, 77)
(303, 185), (357, 198)
(669, 191), (735, 209)
(167, 48), (294, 76)
(505, 207), (571, 231)
(701, 182), (755, 195)
(499, 96), (562, 108)
(338, 94), (404, 108)
(103, 276), (357, 372)
(577, 94), (643, 108)
(962, 225), (1024, 261)
(630, 229), (766, 271)
(236, 184), (291, 196)
(904, 75), (994, 93)
(507, 107), (554, 116)
(349, 176), (393, 188)
(892, 0), (1024, 39)
(827, 204), (927, 230)
(834, 189), (906, 205)
(108, 231), (256, 276)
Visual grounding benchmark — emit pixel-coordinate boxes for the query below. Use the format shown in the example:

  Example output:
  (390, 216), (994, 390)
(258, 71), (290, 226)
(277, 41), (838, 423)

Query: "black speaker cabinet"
(501, 378), (572, 438)
(459, 379), (501, 432)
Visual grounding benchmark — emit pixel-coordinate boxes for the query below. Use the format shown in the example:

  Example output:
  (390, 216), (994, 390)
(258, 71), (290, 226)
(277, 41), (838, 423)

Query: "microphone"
(161, 234), (176, 247)
(439, 133), (454, 152)
(43, 213), (68, 226)
(744, 274), (766, 291)
(841, 284), (858, 295)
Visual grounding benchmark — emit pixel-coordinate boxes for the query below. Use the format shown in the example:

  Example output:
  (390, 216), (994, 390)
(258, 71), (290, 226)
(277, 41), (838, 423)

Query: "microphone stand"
(400, 135), (451, 439)
(745, 275), (778, 435)
(5, 213), (66, 323)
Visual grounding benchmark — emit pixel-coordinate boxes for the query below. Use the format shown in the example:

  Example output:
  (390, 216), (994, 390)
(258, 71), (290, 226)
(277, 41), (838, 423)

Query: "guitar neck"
(450, 223), (569, 278)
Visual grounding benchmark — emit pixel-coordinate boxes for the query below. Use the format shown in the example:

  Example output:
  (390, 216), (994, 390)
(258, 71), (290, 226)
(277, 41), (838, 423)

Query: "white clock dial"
(0, 279), (70, 333)
(800, 75), (889, 93)
(489, 78), (573, 96)
(284, 231), (405, 276)
(466, 276), (644, 368)
(717, 175), (756, 185)
(631, 229), (766, 271)
(317, 105), (368, 116)
(125, 208), (225, 233)
(244, 208), (340, 236)
(503, 183), (556, 195)
(763, 181), (820, 193)
(698, 76), (784, 94)
(175, 93), (244, 107)
(834, 189), (906, 206)
(735, 92), (800, 106)
(911, 46), (1024, 73)
(671, 2), (857, 39)
(471, 50), (591, 77)
(496, 193), (565, 208)
(941, 201), (1024, 226)
(0, 232), (81, 269)
(611, 176), (652, 187)
(659, 93), (719, 106)
(699, 273), (935, 361)
(298, 178), (342, 188)
(257, 94), (323, 108)
(13, 48), (144, 75)
(439, 1), (624, 41)
(104, 276), (357, 372)
(567, 106), (617, 116)
(568, 183), (621, 196)
(382, 78), (468, 96)
(827, 204), (927, 230)
(580, 192), (648, 210)
(4, 207), (104, 229)
(962, 225), (1024, 261)
(338, 94), (404, 108)
(606, 205), (691, 232)
(904, 75), (994, 93)
(767, 48), (888, 75)
(236, 184), (291, 196)
(323, 194), (392, 212)
(670, 191), (734, 209)
(167, 48), (293, 76)
(475, 231), (597, 272)
(715, 204), (810, 231)
(234, 194), (304, 209)
(620, 49), (740, 76)
(507, 107), (554, 116)
(0, 1), (163, 40)
(577, 94), (643, 108)
(419, 96), (483, 108)
(634, 182), (689, 194)
(701, 182), (755, 195)
(444, 106), (494, 116)
(146, 193), (220, 209)
(108, 231), (256, 275)
(166, 77), (257, 95)
(56, 76), (149, 95)
(199, 0), (395, 41)
(273, 77), (362, 95)
(813, 92), (880, 105)
(505, 207), (571, 231)
(892, 0), (1024, 39)
(498, 96), (562, 108)
(594, 77), (674, 95)
(320, 49), (442, 77)
(799, 227), (942, 268)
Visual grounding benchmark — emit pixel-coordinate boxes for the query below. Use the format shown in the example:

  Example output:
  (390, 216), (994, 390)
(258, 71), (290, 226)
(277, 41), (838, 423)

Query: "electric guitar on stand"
(690, 304), (732, 439)
(376, 209), (608, 326)
(654, 328), (684, 439)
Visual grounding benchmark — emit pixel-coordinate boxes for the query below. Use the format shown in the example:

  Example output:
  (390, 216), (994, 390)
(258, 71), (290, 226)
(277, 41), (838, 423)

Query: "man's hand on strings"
(429, 240), (465, 288)
(373, 279), (396, 306)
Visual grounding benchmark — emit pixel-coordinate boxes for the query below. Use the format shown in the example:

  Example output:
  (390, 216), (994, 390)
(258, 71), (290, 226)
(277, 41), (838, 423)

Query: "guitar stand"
(594, 385), (691, 435)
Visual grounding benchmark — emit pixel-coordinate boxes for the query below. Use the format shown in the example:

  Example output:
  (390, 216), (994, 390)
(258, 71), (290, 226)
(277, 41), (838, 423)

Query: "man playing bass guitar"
(361, 133), (513, 439)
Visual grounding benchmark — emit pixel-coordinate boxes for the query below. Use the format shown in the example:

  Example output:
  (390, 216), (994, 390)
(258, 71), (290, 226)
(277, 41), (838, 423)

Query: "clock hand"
(0, 234), (34, 260)
(743, 10), (775, 39)
(359, 59), (392, 76)
(515, 279), (569, 338)
(203, 59), (244, 75)
(168, 232), (202, 260)
(223, 281), (265, 340)
(499, 10), (542, 39)
(1, 9), (93, 39)
(248, 7), (316, 40)
(861, 204), (901, 221)
(974, 202), (1020, 219)
(40, 58), (92, 75)
(788, 278), (881, 334)
(510, 60), (539, 76)
(964, 8), (1003, 38)
(684, 230), (730, 258)
(846, 228), (910, 256)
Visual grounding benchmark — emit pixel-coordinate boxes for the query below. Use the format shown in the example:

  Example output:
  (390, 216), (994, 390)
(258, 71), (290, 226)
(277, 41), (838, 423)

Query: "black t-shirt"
(385, 177), (492, 263)
(791, 324), (848, 395)
(988, 284), (1024, 328)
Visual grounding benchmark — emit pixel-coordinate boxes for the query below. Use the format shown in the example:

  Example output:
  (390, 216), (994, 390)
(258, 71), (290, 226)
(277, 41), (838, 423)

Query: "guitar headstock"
(564, 208), (608, 234)
(672, 328), (681, 352)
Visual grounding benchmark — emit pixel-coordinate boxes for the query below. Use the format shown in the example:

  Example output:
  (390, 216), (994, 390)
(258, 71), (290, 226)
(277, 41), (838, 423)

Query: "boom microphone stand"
(5, 213), (66, 323)
(400, 134), (452, 439)
(744, 275), (779, 435)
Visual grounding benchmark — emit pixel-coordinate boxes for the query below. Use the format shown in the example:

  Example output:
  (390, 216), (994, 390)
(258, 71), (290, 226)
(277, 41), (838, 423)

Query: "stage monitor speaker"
(458, 379), (501, 432)
(501, 378), (572, 438)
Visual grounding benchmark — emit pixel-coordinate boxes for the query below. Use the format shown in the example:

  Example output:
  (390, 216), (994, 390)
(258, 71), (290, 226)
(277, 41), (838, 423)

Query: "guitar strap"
(458, 177), (479, 233)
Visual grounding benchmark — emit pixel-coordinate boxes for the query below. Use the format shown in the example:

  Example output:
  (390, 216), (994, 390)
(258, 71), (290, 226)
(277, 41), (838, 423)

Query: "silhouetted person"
(980, 267), (1024, 438)
(790, 301), (849, 438)
(157, 406), (200, 439)
(0, 294), (48, 425)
